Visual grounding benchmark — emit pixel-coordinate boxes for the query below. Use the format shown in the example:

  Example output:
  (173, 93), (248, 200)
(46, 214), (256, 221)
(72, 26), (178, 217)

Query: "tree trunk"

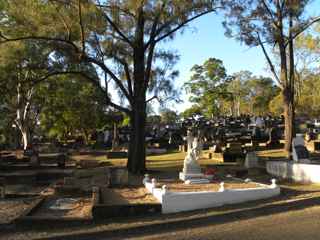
(126, 7), (148, 174)
(112, 123), (119, 151)
(21, 127), (29, 150)
(283, 88), (295, 153)
(284, 11), (296, 154)
(127, 100), (146, 174)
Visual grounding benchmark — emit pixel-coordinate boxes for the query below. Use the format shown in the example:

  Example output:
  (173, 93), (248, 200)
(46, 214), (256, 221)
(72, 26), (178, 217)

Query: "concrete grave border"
(266, 160), (320, 183)
(144, 177), (280, 214)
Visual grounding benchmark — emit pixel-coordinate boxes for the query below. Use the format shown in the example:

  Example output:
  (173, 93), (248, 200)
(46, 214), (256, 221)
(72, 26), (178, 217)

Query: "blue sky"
(164, 1), (320, 112)
(163, 12), (269, 111)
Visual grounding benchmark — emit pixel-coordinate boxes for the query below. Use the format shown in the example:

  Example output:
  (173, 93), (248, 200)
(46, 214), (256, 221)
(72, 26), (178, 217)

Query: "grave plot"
(154, 178), (261, 192)
(20, 195), (93, 220)
(144, 176), (280, 214)
(92, 186), (161, 219)
(0, 197), (42, 225)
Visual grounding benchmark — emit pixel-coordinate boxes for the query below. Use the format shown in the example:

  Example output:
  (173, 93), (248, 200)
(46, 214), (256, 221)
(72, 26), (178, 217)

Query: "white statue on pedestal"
(180, 129), (209, 183)
(182, 130), (202, 176)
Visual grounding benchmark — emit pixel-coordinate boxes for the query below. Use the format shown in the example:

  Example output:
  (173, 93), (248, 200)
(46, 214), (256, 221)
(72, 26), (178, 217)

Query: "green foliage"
(296, 73), (320, 117)
(147, 115), (161, 125)
(180, 105), (202, 119)
(159, 108), (178, 125)
(39, 75), (107, 141)
(184, 58), (231, 117)
(269, 93), (284, 116)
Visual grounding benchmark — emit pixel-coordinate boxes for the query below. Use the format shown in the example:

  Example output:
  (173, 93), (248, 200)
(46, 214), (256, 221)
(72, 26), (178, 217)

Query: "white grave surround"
(143, 177), (280, 214)
(266, 160), (320, 183)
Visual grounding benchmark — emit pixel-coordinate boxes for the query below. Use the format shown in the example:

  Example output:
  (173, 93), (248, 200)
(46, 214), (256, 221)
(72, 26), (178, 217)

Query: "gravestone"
(244, 151), (259, 169)
(24, 147), (40, 167)
(57, 153), (66, 168)
(110, 167), (128, 186)
(292, 134), (310, 163)
(223, 142), (243, 162)
(0, 178), (5, 198)
(73, 167), (111, 191)
(266, 127), (280, 148)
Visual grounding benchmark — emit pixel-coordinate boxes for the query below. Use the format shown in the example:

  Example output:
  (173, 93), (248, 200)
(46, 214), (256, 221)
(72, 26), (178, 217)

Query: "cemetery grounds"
(2, 147), (320, 239)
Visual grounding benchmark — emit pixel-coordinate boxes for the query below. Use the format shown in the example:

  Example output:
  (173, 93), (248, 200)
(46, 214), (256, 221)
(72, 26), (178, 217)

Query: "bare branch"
(257, 33), (281, 86)
(0, 32), (80, 53)
(102, 12), (133, 47)
(146, 95), (158, 103)
(84, 56), (133, 104)
(78, 0), (86, 53)
(286, 17), (320, 47)
(154, 8), (218, 43)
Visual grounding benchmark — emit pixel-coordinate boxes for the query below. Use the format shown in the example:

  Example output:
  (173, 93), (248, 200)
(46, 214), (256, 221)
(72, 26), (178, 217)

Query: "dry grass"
(100, 187), (159, 205)
(156, 179), (261, 192)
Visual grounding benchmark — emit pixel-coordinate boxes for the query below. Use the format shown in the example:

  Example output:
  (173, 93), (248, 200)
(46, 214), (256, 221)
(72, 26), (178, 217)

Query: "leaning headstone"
(292, 134), (310, 163)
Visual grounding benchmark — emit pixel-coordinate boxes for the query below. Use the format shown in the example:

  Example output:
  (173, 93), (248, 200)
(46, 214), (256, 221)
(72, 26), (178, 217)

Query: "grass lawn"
(70, 150), (232, 172)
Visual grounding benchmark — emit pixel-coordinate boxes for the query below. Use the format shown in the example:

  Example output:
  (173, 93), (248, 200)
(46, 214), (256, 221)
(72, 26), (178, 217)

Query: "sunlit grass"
(70, 150), (225, 171)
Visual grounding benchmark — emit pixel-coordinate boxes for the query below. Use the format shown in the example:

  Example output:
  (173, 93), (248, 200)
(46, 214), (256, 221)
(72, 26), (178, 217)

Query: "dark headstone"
(295, 145), (309, 160)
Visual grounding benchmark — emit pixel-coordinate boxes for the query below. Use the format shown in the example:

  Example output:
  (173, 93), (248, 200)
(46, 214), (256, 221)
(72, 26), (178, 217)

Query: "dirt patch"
(101, 187), (159, 205)
(0, 197), (39, 224)
(156, 179), (262, 192)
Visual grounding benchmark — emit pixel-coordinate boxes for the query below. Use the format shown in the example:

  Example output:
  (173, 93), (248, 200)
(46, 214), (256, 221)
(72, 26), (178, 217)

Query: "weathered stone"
(78, 159), (100, 168)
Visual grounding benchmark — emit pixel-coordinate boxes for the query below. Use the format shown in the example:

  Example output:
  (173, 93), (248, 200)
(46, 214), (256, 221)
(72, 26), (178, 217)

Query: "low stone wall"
(145, 180), (280, 214)
(266, 161), (320, 183)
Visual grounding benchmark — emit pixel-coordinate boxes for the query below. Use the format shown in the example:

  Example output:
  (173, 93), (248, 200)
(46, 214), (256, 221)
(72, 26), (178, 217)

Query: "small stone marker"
(143, 174), (150, 184)
(219, 182), (224, 192)
(162, 185), (167, 194)
(271, 179), (277, 188)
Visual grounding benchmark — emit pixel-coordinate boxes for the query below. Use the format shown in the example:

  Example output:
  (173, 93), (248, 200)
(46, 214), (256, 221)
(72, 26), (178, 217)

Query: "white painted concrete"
(144, 179), (280, 214)
(266, 161), (320, 183)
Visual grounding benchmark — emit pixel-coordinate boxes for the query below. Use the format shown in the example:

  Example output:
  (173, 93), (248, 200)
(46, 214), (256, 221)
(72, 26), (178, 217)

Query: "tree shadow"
(26, 193), (320, 240)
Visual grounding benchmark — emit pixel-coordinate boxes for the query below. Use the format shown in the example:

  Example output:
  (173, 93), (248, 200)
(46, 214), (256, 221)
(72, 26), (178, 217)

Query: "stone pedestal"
(179, 172), (206, 181)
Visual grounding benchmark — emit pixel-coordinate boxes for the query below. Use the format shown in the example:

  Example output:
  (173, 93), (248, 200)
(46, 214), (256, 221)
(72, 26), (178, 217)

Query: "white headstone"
(292, 134), (310, 163)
